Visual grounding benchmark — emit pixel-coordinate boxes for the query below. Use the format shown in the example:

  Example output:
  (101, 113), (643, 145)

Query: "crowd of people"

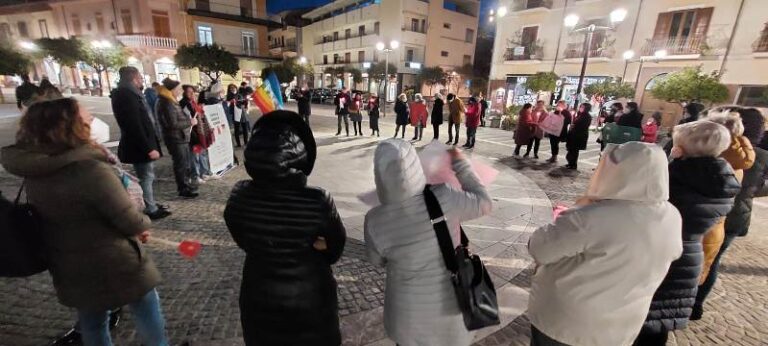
(3, 69), (768, 346)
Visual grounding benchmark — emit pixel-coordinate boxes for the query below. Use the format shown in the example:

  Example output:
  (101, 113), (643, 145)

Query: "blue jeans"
(191, 148), (212, 178)
(133, 162), (158, 213)
(78, 288), (168, 346)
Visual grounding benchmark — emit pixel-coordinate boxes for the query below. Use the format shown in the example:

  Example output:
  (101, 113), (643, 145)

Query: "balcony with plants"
(512, 0), (553, 12)
(563, 36), (615, 61)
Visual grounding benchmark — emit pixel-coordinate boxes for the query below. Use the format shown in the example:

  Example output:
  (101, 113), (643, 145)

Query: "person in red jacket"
(409, 93), (428, 141)
(463, 96), (481, 149)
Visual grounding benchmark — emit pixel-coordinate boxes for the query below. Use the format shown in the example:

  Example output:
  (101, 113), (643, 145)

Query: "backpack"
(0, 183), (48, 277)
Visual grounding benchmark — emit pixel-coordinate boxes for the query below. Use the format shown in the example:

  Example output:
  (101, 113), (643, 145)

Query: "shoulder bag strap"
(423, 185), (458, 273)
(14, 180), (25, 205)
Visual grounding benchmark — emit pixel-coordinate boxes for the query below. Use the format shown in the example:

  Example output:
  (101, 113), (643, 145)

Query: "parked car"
(311, 88), (333, 103)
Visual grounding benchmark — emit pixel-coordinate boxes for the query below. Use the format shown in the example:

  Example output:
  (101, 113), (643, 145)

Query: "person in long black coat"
(431, 93), (445, 140)
(394, 94), (409, 139)
(297, 87), (312, 126)
(546, 99), (572, 163)
(224, 110), (346, 346)
(565, 103), (592, 170)
(635, 120), (740, 346)
(617, 101), (643, 129)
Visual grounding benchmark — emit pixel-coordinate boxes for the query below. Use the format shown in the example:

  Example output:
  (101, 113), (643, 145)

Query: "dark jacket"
(156, 86), (192, 144)
(297, 89), (312, 116)
(143, 87), (159, 113)
(642, 157), (739, 333)
(431, 98), (444, 125)
(112, 85), (162, 164)
(617, 109), (643, 129)
(395, 100), (409, 126)
(566, 111), (592, 151)
(551, 109), (572, 141)
(0, 144), (159, 311)
(224, 111), (346, 346)
(15, 81), (39, 109)
(725, 147), (768, 237)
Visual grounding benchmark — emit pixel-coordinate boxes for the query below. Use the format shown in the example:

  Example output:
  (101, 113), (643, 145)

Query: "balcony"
(117, 35), (178, 50)
(217, 44), (277, 60)
(503, 46), (540, 62)
(185, 0), (281, 28)
(269, 42), (297, 51)
(513, 0), (553, 12)
(563, 42), (614, 60)
(753, 34), (768, 53)
(642, 37), (704, 57)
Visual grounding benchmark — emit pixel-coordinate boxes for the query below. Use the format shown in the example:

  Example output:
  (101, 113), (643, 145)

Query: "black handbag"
(0, 182), (48, 277)
(423, 185), (500, 331)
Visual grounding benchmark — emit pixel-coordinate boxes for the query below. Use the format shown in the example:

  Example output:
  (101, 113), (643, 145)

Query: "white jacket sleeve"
(528, 209), (590, 265)
(364, 215), (386, 267)
(434, 157), (493, 223)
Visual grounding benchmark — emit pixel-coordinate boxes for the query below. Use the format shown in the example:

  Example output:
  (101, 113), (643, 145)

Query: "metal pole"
(621, 61), (629, 82)
(633, 58), (644, 90)
(383, 51), (389, 118)
(573, 27), (594, 110)
(718, 0), (745, 76)
(551, 0), (570, 73)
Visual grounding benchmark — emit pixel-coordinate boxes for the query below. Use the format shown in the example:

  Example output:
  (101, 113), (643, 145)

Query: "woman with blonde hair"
(409, 93), (428, 141)
(636, 120), (740, 345)
(394, 93), (409, 139)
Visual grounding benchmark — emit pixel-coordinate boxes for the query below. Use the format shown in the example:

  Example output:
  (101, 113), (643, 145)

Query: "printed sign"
(203, 104), (235, 176)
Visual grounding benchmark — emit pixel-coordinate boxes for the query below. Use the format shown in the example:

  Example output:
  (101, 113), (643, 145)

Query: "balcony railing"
(316, 31), (376, 45)
(513, 0), (553, 11)
(217, 44), (274, 59)
(116, 35), (178, 49)
(402, 26), (427, 34)
(563, 43), (613, 59)
(503, 46), (539, 61)
(642, 37), (704, 56)
(269, 43), (297, 51)
(753, 34), (768, 53)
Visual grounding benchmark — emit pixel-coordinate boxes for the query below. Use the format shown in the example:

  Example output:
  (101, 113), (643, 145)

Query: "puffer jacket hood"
(1, 144), (105, 178)
(244, 110), (316, 187)
(586, 142), (669, 202)
(374, 139), (426, 204)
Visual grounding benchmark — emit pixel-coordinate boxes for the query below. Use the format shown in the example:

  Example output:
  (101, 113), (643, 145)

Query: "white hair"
(673, 120), (731, 158)
(706, 111), (744, 136)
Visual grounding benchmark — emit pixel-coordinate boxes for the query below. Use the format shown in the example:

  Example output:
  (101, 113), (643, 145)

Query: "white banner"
(203, 104), (235, 176)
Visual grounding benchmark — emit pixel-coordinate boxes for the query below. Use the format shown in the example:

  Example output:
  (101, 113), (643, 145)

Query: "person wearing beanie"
(224, 110), (346, 346)
(528, 142), (683, 346)
(156, 77), (198, 198)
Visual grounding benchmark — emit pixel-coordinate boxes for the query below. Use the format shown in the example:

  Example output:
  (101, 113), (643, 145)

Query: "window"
(411, 18), (419, 32)
(333, 54), (339, 63)
(95, 12), (105, 32)
(652, 7), (713, 54)
(242, 32), (255, 56)
(519, 26), (539, 56)
(240, 0), (253, 17)
(333, 31), (339, 41)
(198, 26), (213, 45)
(421, 19), (426, 33)
(374, 22), (380, 34)
(17, 21), (28, 38)
(443, 23), (451, 29)
(463, 54), (471, 65)
(345, 28), (351, 39)
(71, 15), (82, 35)
(441, 51), (449, 57)
(121, 9), (133, 34)
(465, 28), (474, 43)
(737, 86), (768, 107)
(406, 49), (414, 61)
(323, 55), (328, 64)
(38, 20), (49, 38)
(152, 10), (171, 37)
(197, 0), (210, 11)
(359, 25), (365, 36)
(345, 52), (351, 63)
(0, 23), (10, 43)
(358, 50), (365, 62)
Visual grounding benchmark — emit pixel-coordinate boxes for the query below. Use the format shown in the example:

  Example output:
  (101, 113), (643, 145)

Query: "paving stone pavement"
(2, 101), (767, 346)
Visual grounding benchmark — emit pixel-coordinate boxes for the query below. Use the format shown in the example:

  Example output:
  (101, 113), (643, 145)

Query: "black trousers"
(412, 124), (423, 140)
(447, 120), (460, 144)
(353, 121), (363, 135)
(465, 127), (477, 147)
(300, 113), (310, 126)
(233, 121), (250, 147)
(433, 124), (440, 139)
(566, 149), (580, 168)
(633, 330), (669, 346)
(336, 114), (349, 135)
(166, 141), (195, 193)
(526, 137), (541, 156)
(394, 124), (407, 138)
(549, 136), (561, 157)
(531, 325), (571, 346)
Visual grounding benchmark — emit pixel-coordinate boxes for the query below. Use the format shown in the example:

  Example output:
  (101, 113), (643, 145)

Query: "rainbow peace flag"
(251, 72), (284, 114)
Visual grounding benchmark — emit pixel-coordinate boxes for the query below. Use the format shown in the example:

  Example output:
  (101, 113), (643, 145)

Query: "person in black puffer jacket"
(635, 120), (740, 345)
(431, 93), (444, 140)
(224, 110), (346, 346)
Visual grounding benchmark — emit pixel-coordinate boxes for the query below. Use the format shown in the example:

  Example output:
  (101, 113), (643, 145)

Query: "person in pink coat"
(409, 93), (428, 141)
(642, 112), (662, 144)
(463, 97), (481, 149)
(514, 103), (535, 156)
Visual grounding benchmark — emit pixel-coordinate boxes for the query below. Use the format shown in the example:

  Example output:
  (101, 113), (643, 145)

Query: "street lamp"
(565, 9), (627, 109)
(376, 40), (399, 119)
(625, 49), (667, 90)
(18, 41), (37, 51)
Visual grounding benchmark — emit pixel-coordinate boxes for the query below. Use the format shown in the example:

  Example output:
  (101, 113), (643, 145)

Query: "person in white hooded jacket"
(364, 139), (493, 346)
(527, 142), (683, 346)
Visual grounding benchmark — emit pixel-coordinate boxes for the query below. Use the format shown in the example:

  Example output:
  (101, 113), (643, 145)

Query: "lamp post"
(564, 8), (627, 109)
(376, 40), (399, 119)
(298, 56), (308, 87)
(91, 39), (113, 96)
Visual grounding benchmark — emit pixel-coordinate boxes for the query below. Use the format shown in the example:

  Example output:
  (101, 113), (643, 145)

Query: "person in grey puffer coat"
(156, 78), (197, 198)
(364, 139), (492, 346)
